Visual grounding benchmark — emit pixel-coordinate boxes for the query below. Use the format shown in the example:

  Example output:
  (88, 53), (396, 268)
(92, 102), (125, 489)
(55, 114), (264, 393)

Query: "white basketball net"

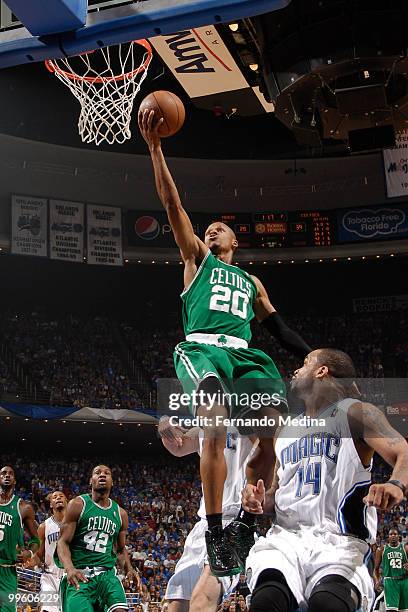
(46, 40), (152, 146)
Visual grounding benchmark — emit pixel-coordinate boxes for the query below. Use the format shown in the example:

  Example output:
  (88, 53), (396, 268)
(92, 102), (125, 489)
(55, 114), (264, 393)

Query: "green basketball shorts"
(0, 566), (17, 612)
(174, 339), (287, 418)
(60, 568), (127, 612)
(383, 577), (408, 611)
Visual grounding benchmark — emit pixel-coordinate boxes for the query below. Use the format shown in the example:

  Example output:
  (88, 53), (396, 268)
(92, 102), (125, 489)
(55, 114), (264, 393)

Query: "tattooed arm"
(349, 401), (408, 510)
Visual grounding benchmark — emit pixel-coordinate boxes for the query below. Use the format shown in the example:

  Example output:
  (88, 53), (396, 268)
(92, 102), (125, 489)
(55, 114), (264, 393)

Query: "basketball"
(139, 90), (185, 137)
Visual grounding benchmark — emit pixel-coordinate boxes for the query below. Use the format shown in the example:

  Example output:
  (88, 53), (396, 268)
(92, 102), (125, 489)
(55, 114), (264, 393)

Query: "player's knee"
(250, 569), (296, 612)
(308, 575), (359, 612)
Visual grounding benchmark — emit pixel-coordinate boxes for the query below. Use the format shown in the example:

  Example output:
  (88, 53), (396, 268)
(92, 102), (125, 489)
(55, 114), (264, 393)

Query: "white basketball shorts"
(246, 525), (374, 611)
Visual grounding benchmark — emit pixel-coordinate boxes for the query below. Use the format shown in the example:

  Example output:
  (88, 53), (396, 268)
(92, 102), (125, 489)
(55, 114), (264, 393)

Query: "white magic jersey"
(44, 516), (64, 577)
(197, 430), (254, 519)
(275, 398), (377, 543)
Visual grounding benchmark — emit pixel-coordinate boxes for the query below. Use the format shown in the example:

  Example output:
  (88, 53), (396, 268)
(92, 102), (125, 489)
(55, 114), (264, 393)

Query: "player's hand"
(158, 416), (185, 448)
(241, 480), (265, 514)
(363, 482), (404, 510)
(138, 108), (164, 151)
(66, 568), (88, 590)
(403, 562), (408, 572)
(126, 568), (141, 590)
(16, 548), (33, 566)
(374, 578), (381, 592)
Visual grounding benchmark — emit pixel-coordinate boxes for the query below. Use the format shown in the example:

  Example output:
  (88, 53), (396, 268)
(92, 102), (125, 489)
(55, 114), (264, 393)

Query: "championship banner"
(49, 199), (84, 262)
(383, 130), (408, 198)
(87, 204), (123, 266)
(11, 194), (47, 257)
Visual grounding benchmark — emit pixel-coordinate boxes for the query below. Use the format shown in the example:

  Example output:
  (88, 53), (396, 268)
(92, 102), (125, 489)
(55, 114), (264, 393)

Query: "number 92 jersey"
(67, 494), (121, 569)
(274, 398), (377, 544)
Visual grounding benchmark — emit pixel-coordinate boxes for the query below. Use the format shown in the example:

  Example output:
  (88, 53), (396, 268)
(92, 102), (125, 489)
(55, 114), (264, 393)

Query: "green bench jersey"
(68, 494), (121, 569)
(0, 495), (24, 565)
(181, 250), (257, 342)
(382, 542), (408, 578)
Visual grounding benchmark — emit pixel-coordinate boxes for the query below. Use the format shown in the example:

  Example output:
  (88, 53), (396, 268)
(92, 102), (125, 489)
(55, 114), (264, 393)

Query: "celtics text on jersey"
(0, 496), (23, 565)
(382, 543), (408, 578)
(182, 251), (257, 343)
(68, 494), (121, 569)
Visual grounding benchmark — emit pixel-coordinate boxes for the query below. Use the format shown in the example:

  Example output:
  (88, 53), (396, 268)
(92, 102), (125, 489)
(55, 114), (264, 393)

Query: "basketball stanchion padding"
(45, 39), (153, 146)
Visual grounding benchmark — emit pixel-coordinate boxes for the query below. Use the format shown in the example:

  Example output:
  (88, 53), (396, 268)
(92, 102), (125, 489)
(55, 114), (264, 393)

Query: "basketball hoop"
(45, 39), (152, 146)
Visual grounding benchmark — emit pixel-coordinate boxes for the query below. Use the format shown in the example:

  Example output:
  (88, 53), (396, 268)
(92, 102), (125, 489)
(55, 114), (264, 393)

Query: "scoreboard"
(127, 209), (337, 248)
(216, 211), (335, 248)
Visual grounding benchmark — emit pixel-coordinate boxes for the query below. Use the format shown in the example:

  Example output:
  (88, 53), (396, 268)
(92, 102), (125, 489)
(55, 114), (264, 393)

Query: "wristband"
(387, 480), (407, 497)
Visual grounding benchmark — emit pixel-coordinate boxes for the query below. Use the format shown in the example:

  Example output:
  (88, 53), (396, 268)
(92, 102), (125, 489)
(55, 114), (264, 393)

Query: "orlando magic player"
(158, 416), (256, 612)
(29, 491), (68, 612)
(242, 349), (408, 612)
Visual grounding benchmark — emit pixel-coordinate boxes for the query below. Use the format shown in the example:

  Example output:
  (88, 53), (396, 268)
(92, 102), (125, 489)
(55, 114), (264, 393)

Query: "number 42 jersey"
(69, 494), (121, 569)
(274, 398), (377, 544)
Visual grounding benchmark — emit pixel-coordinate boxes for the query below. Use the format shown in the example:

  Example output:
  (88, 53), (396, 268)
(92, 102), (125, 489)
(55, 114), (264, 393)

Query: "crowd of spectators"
(0, 308), (407, 411)
(0, 312), (142, 409)
(2, 449), (405, 611)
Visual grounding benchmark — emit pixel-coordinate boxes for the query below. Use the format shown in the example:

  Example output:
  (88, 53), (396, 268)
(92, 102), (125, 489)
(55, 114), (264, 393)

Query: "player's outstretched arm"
(18, 501), (39, 564)
(373, 546), (384, 591)
(57, 498), (88, 589)
(251, 275), (312, 360)
(350, 402), (408, 510)
(158, 416), (200, 457)
(138, 109), (207, 266)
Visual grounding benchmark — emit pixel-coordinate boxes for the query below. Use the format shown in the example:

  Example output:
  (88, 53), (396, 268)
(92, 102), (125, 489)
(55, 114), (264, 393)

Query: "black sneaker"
(224, 520), (256, 566)
(205, 525), (243, 577)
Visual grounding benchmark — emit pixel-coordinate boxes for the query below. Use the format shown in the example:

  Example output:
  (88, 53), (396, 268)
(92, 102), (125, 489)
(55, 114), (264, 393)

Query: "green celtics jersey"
(182, 250), (257, 342)
(69, 494), (121, 569)
(382, 542), (408, 578)
(0, 495), (24, 565)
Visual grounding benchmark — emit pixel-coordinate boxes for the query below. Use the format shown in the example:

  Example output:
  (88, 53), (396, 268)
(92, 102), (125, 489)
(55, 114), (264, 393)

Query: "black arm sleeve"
(261, 312), (312, 360)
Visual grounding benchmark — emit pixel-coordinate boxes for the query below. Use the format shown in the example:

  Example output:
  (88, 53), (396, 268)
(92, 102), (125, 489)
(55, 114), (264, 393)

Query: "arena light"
(137, 260), (141, 263)
(390, 253), (395, 257)
(277, 260), (282, 264)
(333, 258), (337, 262)
(152, 260), (155, 264)
(291, 260), (295, 264)
(165, 261), (169, 264)
(263, 261), (267, 264)
(62, 420), (66, 423)
(376, 255), (380, 259)
(88, 441), (92, 444)
(362, 256), (366, 260)
(305, 259), (309, 263)
(249, 63), (258, 71)
(347, 257), (351, 261)
(319, 259), (323, 262)
(21, 438), (26, 441)
(124, 259), (129, 263)
(249, 261), (253, 265)
(229, 22), (239, 32)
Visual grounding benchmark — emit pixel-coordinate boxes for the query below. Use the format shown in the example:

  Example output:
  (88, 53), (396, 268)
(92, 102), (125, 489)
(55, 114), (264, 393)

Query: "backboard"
(0, 0), (290, 69)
